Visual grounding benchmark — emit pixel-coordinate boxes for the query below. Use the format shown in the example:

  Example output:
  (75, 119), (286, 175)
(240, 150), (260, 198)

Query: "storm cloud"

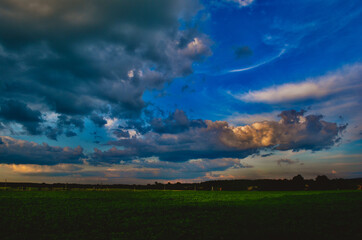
(44, 114), (85, 140)
(91, 110), (346, 164)
(0, 0), (211, 136)
(0, 100), (43, 135)
(0, 136), (84, 165)
(150, 109), (207, 134)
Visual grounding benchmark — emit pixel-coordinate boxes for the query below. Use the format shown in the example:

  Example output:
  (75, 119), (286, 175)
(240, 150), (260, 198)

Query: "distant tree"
(291, 175), (305, 190)
(316, 175), (329, 183)
(292, 174), (304, 182)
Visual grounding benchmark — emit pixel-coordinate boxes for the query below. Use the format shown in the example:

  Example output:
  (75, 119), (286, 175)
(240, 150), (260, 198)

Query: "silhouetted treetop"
(292, 174), (304, 182)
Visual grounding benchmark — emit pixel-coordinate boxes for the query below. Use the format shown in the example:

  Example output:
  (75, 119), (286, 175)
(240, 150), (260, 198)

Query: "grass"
(0, 190), (361, 239)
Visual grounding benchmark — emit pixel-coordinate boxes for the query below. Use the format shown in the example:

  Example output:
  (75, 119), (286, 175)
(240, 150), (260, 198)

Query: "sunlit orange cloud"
(3, 164), (82, 174)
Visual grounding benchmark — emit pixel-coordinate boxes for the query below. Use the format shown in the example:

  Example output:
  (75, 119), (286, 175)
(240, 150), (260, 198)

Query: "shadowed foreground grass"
(0, 190), (361, 239)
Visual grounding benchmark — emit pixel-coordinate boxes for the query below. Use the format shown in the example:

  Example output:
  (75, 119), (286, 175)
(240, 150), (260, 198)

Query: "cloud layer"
(92, 110), (346, 164)
(0, 0), (211, 138)
(0, 136), (84, 165)
(1, 109), (344, 166)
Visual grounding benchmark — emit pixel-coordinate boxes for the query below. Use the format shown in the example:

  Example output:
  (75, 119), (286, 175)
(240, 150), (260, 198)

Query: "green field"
(0, 190), (361, 239)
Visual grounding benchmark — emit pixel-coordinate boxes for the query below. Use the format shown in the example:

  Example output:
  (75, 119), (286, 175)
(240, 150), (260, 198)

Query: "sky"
(0, 0), (361, 184)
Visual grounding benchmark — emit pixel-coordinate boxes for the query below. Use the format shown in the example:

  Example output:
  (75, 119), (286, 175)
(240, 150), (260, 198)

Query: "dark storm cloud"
(113, 128), (131, 139)
(0, 99), (43, 135)
(90, 114), (107, 127)
(0, 0), (211, 127)
(0, 100), (86, 140)
(273, 110), (347, 151)
(150, 109), (207, 134)
(44, 114), (85, 140)
(91, 110), (346, 164)
(57, 114), (84, 131)
(0, 136), (84, 165)
(65, 131), (77, 138)
(124, 119), (151, 135)
(44, 126), (60, 141)
(278, 109), (305, 124)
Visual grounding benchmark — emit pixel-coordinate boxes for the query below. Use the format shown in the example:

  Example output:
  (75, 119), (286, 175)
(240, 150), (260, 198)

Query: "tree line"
(1, 175), (361, 191)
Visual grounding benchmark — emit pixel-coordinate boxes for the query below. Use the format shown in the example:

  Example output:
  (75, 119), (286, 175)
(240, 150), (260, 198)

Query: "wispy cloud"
(228, 48), (286, 73)
(235, 63), (362, 103)
(196, 48), (286, 76)
(227, 0), (255, 8)
(276, 158), (299, 166)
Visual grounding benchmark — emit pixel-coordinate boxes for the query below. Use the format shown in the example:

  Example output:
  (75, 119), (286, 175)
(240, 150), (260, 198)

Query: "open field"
(0, 190), (361, 240)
